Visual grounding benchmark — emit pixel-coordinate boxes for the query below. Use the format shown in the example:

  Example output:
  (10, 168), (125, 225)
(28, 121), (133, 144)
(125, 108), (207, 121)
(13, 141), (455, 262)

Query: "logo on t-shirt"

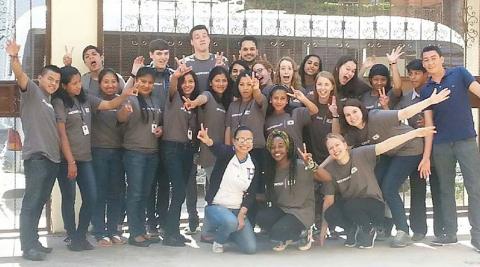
(372, 134), (380, 140)
(42, 99), (53, 109)
(286, 120), (294, 125)
(351, 167), (358, 174)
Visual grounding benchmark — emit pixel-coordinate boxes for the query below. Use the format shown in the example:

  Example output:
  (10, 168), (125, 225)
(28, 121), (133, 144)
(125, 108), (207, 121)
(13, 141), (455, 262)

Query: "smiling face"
(99, 73), (119, 96)
(150, 49), (170, 70)
(83, 48), (103, 73)
(231, 63), (246, 82)
(238, 76), (253, 100)
(422, 50), (444, 76)
(253, 63), (271, 86)
(304, 56), (320, 76)
(370, 75), (388, 92)
(190, 29), (210, 53)
(269, 136), (289, 163)
(233, 129), (254, 155)
(181, 73), (196, 98)
(38, 70), (61, 95)
(343, 105), (365, 129)
(316, 76), (334, 100)
(338, 61), (356, 85)
(279, 60), (294, 86)
(210, 73), (228, 95)
(64, 74), (82, 96)
(239, 40), (258, 63)
(270, 89), (288, 113)
(408, 69), (428, 90)
(326, 136), (349, 161)
(135, 74), (155, 96)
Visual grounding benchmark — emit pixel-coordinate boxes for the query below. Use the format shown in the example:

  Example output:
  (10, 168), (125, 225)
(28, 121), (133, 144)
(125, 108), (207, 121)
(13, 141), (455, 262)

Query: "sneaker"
(272, 240), (292, 252)
(163, 234), (186, 247)
(411, 233), (426, 242)
(212, 241), (224, 253)
(22, 248), (46, 261)
(430, 235), (458, 246)
(391, 230), (412, 248)
(357, 227), (377, 249)
(35, 241), (53, 254)
(67, 239), (83, 252)
(297, 229), (313, 251)
(187, 216), (199, 235)
(79, 239), (95, 250)
(375, 227), (390, 241)
(344, 226), (359, 248)
(472, 239), (480, 252)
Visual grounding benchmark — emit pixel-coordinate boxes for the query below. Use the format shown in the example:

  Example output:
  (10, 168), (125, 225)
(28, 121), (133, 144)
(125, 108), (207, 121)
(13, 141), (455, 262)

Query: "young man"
(80, 45), (125, 95)
(6, 40), (62, 261)
(419, 45), (480, 251)
(238, 36), (259, 68)
(394, 59), (444, 241)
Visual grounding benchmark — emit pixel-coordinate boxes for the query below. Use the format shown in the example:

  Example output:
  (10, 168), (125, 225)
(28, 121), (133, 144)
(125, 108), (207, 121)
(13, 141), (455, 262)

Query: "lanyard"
(237, 100), (253, 127)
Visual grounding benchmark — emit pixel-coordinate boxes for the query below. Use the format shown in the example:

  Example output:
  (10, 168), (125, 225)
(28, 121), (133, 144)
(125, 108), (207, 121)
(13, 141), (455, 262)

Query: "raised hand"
(122, 100), (133, 113)
(428, 88), (450, 105)
(378, 87), (390, 109)
(362, 55), (376, 70)
(257, 53), (268, 61)
(182, 96), (197, 110)
(5, 40), (20, 56)
(215, 52), (225, 67)
(63, 45), (74, 66)
(131, 56), (145, 76)
(251, 75), (260, 93)
(297, 143), (314, 166)
(173, 56), (193, 78)
(328, 95), (339, 117)
(197, 123), (213, 146)
(287, 88), (307, 102)
(232, 53), (242, 62)
(386, 44), (405, 64)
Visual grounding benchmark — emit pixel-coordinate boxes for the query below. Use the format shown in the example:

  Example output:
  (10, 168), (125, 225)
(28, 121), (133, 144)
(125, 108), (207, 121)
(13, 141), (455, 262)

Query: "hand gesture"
(378, 87), (390, 109)
(428, 88), (450, 105)
(121, 84), (137, 97)
(182, 96), (198, 110)
(122, 100), (133, 113)
(251, 74), (260, 93)
(412, 126), (436, 138)
(287, 88), (307, 102)
(417, 157), (431, 180)
(362, 55), (376, 70)
(5, 40), (20, 56)
(237, 214), (245, 231)
(328, 95), (339, 117)
(153, 126), (163, 138)
(215, 52), (225, 67)
(173, 56), (192, 78)
(386, 44), (405, 65)
(232, 53), (242, 62)
(63, 45), (74, 66)
(197, 123), (213, 146)
(67, 163), (77, 180)
(131, 56), (145, 76)
(297, 143), (314, 166)
(257, 53), (268, 61)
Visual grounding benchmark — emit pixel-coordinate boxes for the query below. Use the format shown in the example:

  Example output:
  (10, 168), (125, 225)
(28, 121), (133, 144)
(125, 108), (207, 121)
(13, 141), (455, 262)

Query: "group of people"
(6, 23), (480, 261)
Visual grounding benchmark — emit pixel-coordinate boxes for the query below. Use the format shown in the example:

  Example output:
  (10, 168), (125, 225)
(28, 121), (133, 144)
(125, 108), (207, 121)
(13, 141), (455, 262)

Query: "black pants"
(256, 207), (305, 242)
(186, 163), (199, 221)
(324, 198), (384, 231)
(146, 152), (170, 229)
(409, 167), (445, 237)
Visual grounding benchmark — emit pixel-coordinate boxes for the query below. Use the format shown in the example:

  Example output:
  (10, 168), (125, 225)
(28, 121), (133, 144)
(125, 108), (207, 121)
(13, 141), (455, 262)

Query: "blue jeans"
(57, 160), (97, 240)
(432, 138), (480, 240)
(123, 150), (159, 238)
(375, 154), (422, 233)
(162, 141), (195, 236)
(205, 205), (256, 254)
(20, 154), (59, 251)
(91, 148), (125, 238)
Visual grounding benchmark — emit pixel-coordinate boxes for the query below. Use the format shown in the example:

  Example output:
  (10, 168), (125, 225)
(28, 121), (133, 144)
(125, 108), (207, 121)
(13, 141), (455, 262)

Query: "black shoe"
(357, 227), (377, 249)
(177, 233), (192, 243)
(163, 235), (186, 247)
(187, 216), (200, 235)
(430, 235), (458, 246)
(35, 241), (53, 254)
(79, 239), (94, 250)
(145, 235), (161, 244)
(128, 237), (151, 247)
(22, 248), (46, 261)
(472, 239), (480, 252)
(411, 233), (426, 242)
(344, 226), (358, 248)
(67, 239), (84, 252)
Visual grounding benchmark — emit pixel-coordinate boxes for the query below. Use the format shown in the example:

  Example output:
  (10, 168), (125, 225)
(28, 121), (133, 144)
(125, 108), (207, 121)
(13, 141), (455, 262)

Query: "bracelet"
(332, 115), (339, 119)
(389, 62), (396, 65)
(304, 158), (319, 172)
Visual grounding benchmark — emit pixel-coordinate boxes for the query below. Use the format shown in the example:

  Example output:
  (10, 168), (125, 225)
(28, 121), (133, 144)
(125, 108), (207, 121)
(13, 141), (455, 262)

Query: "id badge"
(82, 124), (90, 135)
(151, 123), (157, 133)
(187, 129), (193, 140)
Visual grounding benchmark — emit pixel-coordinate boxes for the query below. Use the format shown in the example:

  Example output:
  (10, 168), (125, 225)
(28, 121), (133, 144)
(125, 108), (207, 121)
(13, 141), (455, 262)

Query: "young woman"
(197, 124), (259, 254)
(299, 55), (322, 94)
(339, 89), (449, 248)
(52, 66), (132, 251)
(333, 56), (370, 102)
(229, 60), (250, 83)
(252, 59), (274, 93)
(117, 66), (163, 247)
(318, 127), (436, 249)
(161, 61), (200, 247)
(91, 68), (127, 247)
(271, 57), (305, 108)
(264, 85), (318, 155)
(256, 130), (315, 251)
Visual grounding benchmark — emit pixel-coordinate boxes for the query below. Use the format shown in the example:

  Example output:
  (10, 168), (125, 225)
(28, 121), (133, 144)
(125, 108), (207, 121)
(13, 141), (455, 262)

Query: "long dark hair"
(333, 56), (369, 100)
(207, 66), (234, 110)
(136, 66), (156, 123)
(299, 54), (322, 88)
(266, 85), (293, 117)
(339, 98), (369, 146)
(264, 130), (297, 203)
(98, 68), (120, 96)
(234, 70), (253, 99)
(53, 66), (86, 108)
(178, 71), (200, 102)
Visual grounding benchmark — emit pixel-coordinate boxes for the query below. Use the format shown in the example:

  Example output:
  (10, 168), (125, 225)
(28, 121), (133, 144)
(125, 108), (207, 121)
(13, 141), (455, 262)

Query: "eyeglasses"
(235, 137), (254, 144)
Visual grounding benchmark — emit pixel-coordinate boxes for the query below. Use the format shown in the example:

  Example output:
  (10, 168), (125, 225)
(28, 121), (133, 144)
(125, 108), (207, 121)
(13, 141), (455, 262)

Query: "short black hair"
(239, 36), (258, 48)
(189, 25), (209, 40)
(422, 45), (443, 57)
(82, 45), (102, 60)
(234, 125), (252, 139)
(41, 65), (62, 76)
(406, 59), (426, 73)
(136, 66), (157, 80)
(149, 39), (169, 53)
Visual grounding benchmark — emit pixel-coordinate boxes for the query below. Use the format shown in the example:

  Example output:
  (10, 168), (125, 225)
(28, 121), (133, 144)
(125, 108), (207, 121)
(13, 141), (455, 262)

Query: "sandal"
(110, 235), (127, 245)
(97, 236), (113, 247)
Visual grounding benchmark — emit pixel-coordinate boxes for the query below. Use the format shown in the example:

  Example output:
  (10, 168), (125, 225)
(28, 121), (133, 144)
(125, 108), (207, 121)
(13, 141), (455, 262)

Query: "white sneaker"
(272, 240), (292, 252)
(212, 241), (224, 253)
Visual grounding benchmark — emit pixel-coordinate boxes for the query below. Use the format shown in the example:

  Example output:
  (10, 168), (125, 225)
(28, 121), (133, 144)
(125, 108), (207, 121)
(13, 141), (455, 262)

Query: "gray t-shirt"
(162, 91), (198, 143)
(121, 95), (161, 152)
(394, 89), (423, 129)
(309, 104), (333, 162)
(151, 67), (173, 113)
(361, 89), (400, 111)
(185, 54), (227, 92)
(265, 107), (311, 153)
(262, 85), (306, 109)
(273, 160), (315, 228)
(345, 109), (423, 156)
(52, 94), (102, 161)
(198, 91), (227, 167)
(226, 96), (268, 148)
(81, 72), (125, 96)
(323, 145), (383, 202)
(91, 94), (123, 149)
(20, 80), (60, 162)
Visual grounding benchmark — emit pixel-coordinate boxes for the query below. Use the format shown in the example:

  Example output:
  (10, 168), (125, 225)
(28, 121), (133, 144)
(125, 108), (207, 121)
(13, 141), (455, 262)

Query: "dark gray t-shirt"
(185, 54), (227, 92)
(162, 91), (198, 143)
(151, 67), (173, 113)
(309, 104), (333, 162)
(344, 109), (423, 156)
(198, 91), (227, 167)
(265, 107), (311, 153)
(81, 72), (125, 96)
(394, 89), (423, 129)
(226, 96), (268, 148)
(262, 85), (306, 109)
(360, 89), (400, 111)
(52, 95), (102, 161)
(20, 80), (60, 162)
(91, 94), (123, 149)
(323, 145), (383, 202)
(273, 160), (315, 228)
(121, 95), (161, 152)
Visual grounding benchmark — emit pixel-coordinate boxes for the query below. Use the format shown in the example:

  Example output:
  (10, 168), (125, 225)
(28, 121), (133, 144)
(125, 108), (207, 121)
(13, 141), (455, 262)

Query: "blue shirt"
(419, 67), (476, 144)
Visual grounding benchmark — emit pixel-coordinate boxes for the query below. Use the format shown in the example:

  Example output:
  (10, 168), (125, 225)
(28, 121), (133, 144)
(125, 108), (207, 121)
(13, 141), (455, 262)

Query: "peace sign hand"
(173, 56), (192, 78)
(131, 56), (145, 76)
(378, 87), (390, 109)
(182, 96), (197, 110)
(328, 95), (339, 117)
(287, 88), (306, 102)
(215, 52), (225, 67)
(63, 45), (74, 66)
(297, 143), (314, 166)
(197, 123), (213, 146)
